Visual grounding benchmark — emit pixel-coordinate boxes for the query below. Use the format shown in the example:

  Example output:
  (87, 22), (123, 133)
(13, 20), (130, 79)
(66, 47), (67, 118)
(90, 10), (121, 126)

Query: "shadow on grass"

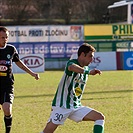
(15, 94), (54, 98)
(84, 89), (133, 95)
(15, 89), (133, 99)
(83, 89), (133, 100)
(82, 96), (128, 101)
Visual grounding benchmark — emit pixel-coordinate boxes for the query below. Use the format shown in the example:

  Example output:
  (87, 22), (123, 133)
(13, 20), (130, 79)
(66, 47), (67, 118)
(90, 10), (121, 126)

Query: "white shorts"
(47, 106), (93, 125)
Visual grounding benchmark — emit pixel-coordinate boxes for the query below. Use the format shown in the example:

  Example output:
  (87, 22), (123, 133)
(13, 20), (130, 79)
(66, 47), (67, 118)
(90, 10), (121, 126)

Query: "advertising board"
(7, 25), (84, 43)
(84, 24), (133, 41)
(13, 54), (44, 73)
(11, 42), (82, 58)
(70, 52), (117, 71)
(123, 52), (133, 70)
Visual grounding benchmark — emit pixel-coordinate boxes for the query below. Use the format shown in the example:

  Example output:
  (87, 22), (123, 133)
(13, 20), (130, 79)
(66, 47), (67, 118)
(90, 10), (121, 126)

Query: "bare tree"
(33, 0), (51, 19)
(2, 0), (119, 25)
(53, 0), (114, 24)
(85, 0), (118, 23)
(5, 0), (33, 24)
(54, 0), (79, 24)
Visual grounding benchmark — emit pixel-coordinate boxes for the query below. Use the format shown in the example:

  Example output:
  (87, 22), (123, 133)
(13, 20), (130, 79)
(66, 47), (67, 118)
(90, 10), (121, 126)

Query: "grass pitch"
(0, 70), (132, 133)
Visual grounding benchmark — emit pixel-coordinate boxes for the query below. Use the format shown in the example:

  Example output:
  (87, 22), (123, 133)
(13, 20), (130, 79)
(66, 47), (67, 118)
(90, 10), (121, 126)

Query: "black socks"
(4, 115), (12, 133)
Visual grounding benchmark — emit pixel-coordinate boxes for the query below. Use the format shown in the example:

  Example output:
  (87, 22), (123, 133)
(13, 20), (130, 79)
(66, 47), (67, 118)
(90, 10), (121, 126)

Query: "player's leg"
(2, 102), (13, 133)
(41, 121), (59, 133)
(83, 109), (105, 133)
(69, 106), (105, 133)
(2, 91), (14, 133)
(40, 107), (72, 133)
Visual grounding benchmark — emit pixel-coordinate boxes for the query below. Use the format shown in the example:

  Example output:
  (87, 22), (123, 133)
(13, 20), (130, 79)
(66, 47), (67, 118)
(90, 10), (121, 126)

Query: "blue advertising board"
(11, 42), (83, 58)
(123, 52), (133, 70)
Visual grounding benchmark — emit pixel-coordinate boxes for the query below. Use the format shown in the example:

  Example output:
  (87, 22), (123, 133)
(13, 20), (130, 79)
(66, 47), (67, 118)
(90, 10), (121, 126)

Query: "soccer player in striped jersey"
(40, 43), (105, 133)
(0, 26), (40, 133)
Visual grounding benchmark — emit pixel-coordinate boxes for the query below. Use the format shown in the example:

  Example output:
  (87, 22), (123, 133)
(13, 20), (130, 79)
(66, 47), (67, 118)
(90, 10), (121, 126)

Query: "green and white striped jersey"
(52, 59), (90, 109)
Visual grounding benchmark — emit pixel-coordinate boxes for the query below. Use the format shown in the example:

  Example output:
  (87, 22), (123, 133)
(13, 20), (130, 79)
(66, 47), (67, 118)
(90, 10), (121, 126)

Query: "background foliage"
(1, 0), (117, 25)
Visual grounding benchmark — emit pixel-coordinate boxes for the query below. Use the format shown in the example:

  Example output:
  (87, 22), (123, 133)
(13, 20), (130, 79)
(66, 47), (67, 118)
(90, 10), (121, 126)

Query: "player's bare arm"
(68, 64), (84, 74)
(15, 60), (40, 80)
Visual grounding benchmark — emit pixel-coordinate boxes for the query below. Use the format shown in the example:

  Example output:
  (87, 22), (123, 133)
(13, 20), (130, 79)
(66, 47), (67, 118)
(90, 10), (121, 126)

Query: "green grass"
(0, 70), (133, 133)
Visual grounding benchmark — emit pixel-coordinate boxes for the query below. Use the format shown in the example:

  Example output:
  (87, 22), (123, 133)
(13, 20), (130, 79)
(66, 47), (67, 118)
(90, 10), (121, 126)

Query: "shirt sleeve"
(12, 47), (20, 62)
(65, 59), (77, 76)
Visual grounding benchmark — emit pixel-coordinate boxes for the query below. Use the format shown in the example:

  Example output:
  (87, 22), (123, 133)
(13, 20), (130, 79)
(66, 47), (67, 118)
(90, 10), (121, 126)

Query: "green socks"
(93, 125), (104, 133)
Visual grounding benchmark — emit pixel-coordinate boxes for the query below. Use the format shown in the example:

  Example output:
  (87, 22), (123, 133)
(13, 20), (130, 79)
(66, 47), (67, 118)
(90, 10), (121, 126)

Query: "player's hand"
(35, 73), (40, 80)
(89, 69), (102, 75)
(32, 73), (40, 80)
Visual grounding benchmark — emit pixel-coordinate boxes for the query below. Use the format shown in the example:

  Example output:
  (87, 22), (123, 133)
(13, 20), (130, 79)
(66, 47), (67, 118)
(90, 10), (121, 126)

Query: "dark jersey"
(0, 44), (19, 86)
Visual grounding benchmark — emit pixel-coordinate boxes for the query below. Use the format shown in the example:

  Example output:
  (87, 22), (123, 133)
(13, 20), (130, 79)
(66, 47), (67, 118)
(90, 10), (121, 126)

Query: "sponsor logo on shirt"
(0, 60), (11, 65)
(75, 87), (82, 96)
(0, 65), (8, 71)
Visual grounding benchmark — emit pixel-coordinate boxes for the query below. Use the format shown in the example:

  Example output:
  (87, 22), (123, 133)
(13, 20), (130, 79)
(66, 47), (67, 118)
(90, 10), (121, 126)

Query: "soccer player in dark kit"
(0, 26), (40, 133)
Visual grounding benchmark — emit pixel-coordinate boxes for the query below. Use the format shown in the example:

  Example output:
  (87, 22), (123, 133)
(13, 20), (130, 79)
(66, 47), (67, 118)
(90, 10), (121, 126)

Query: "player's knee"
(94, 113), (105, 127)
(101, 113), (105, 120)
(2, 103), (12, 116)
(97, 112), (105, 120)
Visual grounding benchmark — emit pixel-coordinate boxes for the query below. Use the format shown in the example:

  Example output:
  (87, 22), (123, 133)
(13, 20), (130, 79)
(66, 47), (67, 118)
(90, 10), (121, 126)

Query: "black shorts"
(0, 84), (14, 105)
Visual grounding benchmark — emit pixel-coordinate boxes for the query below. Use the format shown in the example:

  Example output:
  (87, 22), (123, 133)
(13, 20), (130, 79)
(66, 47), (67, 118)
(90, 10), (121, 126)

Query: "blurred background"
(0, 0), (117, 25)
(1, 0), (133, 71)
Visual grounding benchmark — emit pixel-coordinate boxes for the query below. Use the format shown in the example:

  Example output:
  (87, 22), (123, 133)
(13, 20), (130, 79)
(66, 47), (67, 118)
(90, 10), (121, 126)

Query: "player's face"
(0, 31), (9, 48)
(84, 51), (94, 66)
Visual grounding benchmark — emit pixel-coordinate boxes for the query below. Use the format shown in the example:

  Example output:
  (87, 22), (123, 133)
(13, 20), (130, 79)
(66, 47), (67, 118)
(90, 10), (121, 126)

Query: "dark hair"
(0, 26), (8, 32)
(78, 43), (95, 56)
